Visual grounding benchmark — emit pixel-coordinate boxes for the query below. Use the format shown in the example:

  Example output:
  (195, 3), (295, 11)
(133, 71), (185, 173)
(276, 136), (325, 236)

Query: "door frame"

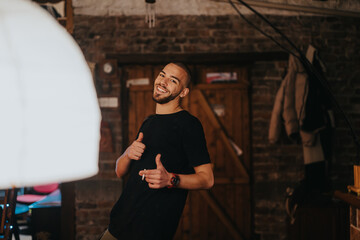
(60, 52), (288, 239)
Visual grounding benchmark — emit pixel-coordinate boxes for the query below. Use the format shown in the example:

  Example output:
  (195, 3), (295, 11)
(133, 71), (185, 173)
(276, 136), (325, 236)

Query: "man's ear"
(180, 88), (189, 98)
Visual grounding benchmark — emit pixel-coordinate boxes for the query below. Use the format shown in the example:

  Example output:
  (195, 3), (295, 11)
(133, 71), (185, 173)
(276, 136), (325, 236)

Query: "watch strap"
(167, 173), (180, 188)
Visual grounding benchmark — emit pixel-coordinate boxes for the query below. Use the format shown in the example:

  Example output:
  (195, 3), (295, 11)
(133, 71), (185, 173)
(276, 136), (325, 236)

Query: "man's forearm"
(177, 171), (214, 190)
(116, 133), (146, 178)
(139, 162), (214, 190)
(115, 151), (132, 178)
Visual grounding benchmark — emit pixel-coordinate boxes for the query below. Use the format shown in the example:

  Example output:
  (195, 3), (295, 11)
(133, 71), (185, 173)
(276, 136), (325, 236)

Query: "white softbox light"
(0, 0), (101, 188)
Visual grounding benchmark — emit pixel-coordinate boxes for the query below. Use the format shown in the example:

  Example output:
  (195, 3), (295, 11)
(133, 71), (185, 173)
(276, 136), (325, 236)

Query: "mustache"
(155, 84), (168, 92)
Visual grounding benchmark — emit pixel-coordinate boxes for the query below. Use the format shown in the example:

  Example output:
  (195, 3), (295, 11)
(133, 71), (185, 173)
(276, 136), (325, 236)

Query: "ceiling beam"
(213, 0), (360, 18)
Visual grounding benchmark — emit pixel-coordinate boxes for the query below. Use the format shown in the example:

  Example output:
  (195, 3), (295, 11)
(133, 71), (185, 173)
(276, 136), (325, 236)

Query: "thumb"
(136, 132), (144, 142)
(155, 154), (163, 168)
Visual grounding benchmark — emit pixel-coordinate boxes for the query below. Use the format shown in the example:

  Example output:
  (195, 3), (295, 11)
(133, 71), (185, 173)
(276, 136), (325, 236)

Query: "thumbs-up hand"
(126, 132), (146, 160)
(155, 153), (164, 169)
(138, 154), (172, 189)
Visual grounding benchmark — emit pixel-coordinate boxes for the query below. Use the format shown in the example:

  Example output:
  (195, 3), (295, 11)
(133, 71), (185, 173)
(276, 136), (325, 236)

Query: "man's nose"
(160, 77), (168, 86)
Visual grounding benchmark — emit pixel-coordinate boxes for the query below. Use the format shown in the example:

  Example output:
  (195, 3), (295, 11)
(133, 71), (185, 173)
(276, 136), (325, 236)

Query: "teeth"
(157, 86), (167, 93)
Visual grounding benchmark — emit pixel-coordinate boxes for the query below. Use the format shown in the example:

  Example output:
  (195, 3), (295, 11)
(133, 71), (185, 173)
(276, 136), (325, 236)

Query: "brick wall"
(74, 59), (123, 239)
(73, 14), (360, 240)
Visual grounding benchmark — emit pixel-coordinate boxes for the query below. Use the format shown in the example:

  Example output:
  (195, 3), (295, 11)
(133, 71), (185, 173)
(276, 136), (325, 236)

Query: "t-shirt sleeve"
(182, 117), (211, 167)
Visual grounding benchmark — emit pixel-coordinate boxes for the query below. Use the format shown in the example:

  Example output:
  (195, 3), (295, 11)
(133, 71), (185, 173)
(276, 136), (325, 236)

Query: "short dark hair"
(171, 62), (192, 86)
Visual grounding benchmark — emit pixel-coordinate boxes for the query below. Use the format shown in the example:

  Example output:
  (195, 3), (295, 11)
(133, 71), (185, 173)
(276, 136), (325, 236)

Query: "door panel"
(125, 64), (251, 240)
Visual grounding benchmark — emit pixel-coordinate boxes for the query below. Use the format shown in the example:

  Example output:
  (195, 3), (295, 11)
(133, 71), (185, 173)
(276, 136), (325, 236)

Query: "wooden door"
(124, 65), (251, 240)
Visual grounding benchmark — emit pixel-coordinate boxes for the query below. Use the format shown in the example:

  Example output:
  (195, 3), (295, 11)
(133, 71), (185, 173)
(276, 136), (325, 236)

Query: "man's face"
(153, 63), (189, 104)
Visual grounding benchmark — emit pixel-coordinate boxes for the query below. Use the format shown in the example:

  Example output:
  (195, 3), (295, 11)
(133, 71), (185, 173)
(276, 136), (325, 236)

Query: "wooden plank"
(207, 186), (226, 239)
(196, 64), (207, 84)
(193, 89), (249, 180)
(241, 92), (251, 169)
(207, 200), (217, 240)
(126, 64), (153, 88)
(235, 185), (242, 235)
(199, 191), (245, 240)
(129, 85), (154, 91)
(226, 185), (235, 221)
(334, 191), (360, 209)
(225, 89), (234, 139)
(182, 196), (191, 240)
(201, 117), (219, 172)
(201, 89), (225, 177)
(224, 89), (235, 177)
(200, 191), (208, 239)
(136, 91), (146, 131)
(193, 89), (222, 134)
(236, 185), (251, 239)
(191, 191), (201, 239)
(65, 0), (73, 33)
(214, 178), (249, 184)
(233, 89), (243, 164)
(136, 91), (144, 137)
(128, 89), (137, 144)
(215, 89), (226, 130)
(127, 65), (153, 143)
(216, 133), (226, 177)
(351, 225), (360, 240)
(152, 64), (164, 86)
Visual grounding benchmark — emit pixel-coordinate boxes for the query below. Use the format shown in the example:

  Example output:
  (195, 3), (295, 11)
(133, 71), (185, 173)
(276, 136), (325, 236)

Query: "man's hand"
(126, 132), (145, 160)
(138, 154), (172, 189)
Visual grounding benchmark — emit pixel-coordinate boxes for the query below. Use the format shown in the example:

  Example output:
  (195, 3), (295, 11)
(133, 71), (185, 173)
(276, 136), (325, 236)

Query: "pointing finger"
(139, 169), (160, 176)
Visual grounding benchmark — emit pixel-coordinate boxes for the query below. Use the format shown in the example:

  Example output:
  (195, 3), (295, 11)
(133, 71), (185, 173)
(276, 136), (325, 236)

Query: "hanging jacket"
(269, 46), (328, 147)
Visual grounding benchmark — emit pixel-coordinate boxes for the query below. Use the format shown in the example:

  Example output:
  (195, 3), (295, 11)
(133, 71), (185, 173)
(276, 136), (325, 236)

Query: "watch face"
(171, 175), (180, 187)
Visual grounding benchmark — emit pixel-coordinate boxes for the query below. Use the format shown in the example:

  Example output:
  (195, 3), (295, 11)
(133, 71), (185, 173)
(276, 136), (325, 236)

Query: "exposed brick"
(185, 30), (199, 37)
(73, 14), (360, 240)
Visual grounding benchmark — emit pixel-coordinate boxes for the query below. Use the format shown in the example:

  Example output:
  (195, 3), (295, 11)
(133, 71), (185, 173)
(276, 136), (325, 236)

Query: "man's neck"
(155, 101), (183, 115)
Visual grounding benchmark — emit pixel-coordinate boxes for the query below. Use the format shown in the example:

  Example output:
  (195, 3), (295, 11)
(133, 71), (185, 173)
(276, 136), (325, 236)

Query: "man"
(101, 62), (214, 240)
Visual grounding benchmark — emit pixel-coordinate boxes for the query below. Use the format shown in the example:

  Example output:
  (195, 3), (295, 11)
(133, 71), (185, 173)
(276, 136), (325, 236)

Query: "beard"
(152, 85), (181, 104)
(152, 92), (178, 104)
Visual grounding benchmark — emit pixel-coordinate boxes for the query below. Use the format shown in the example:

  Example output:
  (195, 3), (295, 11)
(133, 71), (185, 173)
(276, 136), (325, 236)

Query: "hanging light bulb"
(145, 0), (156, 28)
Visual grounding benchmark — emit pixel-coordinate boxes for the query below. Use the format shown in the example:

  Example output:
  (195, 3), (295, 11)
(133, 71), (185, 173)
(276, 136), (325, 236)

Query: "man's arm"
(138, 154), (214, 190)
(115, 153), (132, 178)
(116, 132), (145, 178)
(177, 163), (214, 189)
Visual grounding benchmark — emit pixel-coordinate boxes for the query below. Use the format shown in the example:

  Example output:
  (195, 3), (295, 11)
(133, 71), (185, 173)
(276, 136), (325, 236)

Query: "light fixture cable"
(228, 0), (360, 163)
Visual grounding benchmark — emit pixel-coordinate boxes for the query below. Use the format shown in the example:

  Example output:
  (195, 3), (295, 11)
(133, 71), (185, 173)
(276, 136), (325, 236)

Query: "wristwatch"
(168, 173), (180, 188)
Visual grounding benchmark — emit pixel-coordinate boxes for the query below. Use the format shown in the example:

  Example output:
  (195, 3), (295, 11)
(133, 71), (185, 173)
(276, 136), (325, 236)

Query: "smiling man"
(100, 62), (214, 240)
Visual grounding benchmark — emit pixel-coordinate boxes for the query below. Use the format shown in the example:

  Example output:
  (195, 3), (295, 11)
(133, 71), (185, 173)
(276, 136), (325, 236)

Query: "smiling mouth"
(156, 85), (168, 94)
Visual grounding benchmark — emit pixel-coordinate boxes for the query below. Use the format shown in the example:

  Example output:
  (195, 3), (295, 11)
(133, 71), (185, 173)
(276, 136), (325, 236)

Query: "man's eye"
(171, 79), (178, 84)
(159, 73), (165, 77)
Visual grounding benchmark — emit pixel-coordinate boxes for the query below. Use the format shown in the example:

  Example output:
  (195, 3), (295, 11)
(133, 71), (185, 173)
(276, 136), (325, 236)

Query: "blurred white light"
(0, 0), (101, 188)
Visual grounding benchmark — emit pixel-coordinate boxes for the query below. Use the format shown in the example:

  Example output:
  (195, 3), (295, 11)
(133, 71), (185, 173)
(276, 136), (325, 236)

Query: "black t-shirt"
(108, 110), (210, 239)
